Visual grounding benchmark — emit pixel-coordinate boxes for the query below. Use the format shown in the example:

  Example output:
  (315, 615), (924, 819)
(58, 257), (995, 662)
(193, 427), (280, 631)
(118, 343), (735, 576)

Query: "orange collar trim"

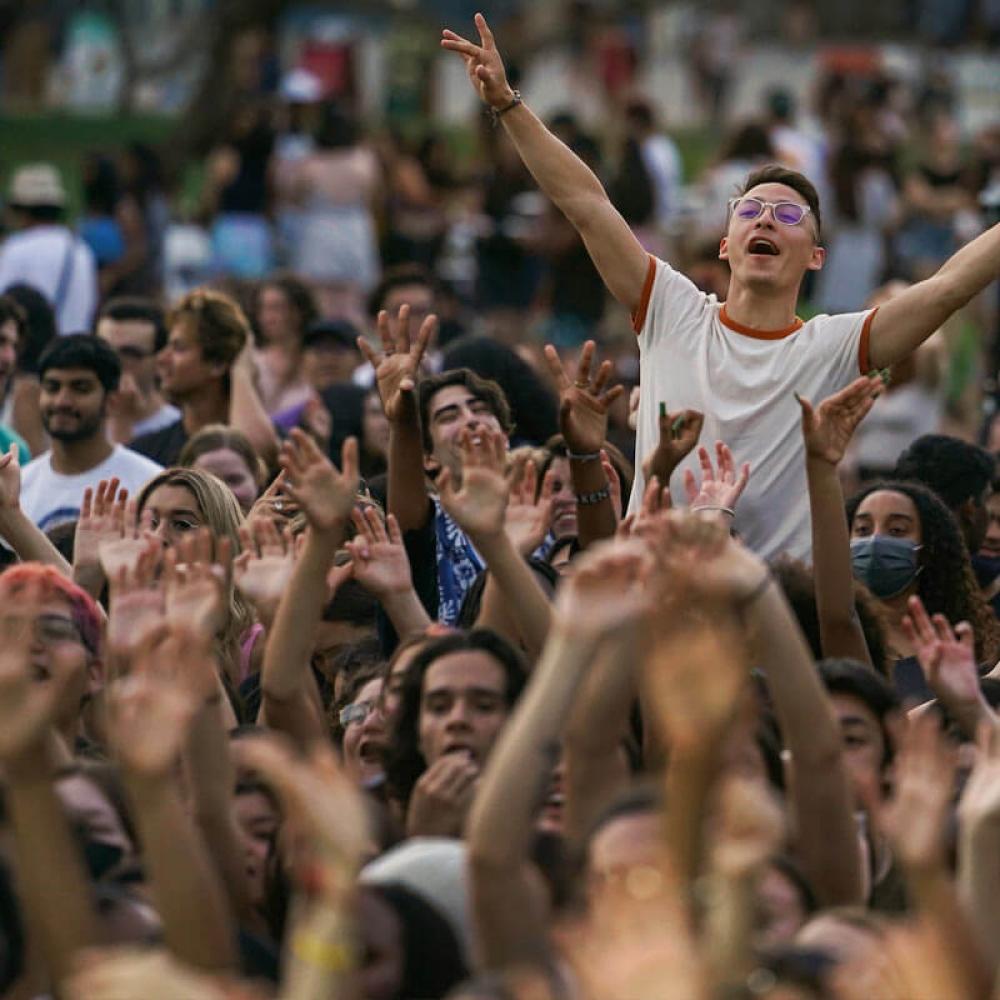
(720, 304), (804, 340)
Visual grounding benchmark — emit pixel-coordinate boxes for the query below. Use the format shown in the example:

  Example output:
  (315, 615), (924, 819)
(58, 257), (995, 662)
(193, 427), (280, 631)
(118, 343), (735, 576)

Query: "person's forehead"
(355, 677), (383, 703)
(384, 283), (433, 310)
(741, 182), (809, 207)
(856, 489), (918, 519)
(424, 651), (505, 691)
(145, 483), (199, 510)
(41, 366), (100, 384)
(193, 447), (251, 475)
(97, 317), (156, 347)
(0, 319), (19, 343)
(830, 692), (882, 730)
(430, 385), (485, 415)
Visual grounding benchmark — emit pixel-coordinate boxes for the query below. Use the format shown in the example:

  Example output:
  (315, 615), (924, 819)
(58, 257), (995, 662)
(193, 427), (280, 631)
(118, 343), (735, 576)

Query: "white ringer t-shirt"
(628, 255), (877, 561)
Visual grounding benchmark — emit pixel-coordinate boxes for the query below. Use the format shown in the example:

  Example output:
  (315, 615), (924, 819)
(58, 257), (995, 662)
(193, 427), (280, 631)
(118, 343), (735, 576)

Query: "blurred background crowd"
(0, 0), (997, 479)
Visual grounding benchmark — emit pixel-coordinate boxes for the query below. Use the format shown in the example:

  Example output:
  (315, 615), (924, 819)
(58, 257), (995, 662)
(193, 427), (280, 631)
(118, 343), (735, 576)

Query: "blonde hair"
(137, 467), (254, 670)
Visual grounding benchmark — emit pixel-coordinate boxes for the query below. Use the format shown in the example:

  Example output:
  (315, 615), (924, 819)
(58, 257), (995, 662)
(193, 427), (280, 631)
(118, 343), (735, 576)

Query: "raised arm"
(441, 14), (649, 313)
(259, 432), (358, 746)
(357, 306), (435, 532)
(467, 540), (652, 971)
(437, 427), (553, 658)
(542, 341), (625, 548)
(109, 627), (237, 973)
(229, 346), (280, 468)
(868, 222), (1000, 369)
(0, 445), (73, 577)
(797, 375), (882, 667)
(0, 590), (99, 991)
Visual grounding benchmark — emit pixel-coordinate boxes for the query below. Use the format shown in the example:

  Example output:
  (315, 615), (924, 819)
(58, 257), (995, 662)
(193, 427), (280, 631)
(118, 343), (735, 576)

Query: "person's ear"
(85, 656), (104, 698)
(718, 235), (729, 262)
(807, 244), (826, 271)
(423, 453), (441, 479)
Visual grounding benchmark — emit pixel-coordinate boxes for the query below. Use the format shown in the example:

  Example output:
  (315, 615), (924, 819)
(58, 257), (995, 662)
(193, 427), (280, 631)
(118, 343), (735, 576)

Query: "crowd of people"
(0, 9), (997, 1000)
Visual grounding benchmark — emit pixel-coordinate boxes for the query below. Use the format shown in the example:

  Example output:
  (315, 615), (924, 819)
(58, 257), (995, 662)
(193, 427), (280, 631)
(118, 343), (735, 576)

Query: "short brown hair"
(169, 288), (249, 371)
(417, 368), (514, 454)
(741, 164), (822, 238)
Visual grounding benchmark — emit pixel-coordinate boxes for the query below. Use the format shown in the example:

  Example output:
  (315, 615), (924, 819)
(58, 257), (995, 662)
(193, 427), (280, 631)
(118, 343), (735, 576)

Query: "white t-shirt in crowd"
(130, 402), (181, 439)
(628, 256), (876, 561)
(0, 225), (98, 335)
(21, 444), (163, 532)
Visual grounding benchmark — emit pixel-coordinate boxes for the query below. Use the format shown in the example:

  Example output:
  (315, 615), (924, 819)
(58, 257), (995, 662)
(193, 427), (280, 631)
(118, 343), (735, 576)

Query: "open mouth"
(443, 743), (476, 761)
(358, 739), (384, 764)
(748, 238), (780, 256)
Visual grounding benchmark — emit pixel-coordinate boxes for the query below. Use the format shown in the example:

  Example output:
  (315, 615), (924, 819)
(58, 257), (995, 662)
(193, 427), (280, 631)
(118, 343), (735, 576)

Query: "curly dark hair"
(384, 629), (528, 809)
(252, 272), (318, 346)
(771, 556), (889, 676)
(846, 479), (1000, 664)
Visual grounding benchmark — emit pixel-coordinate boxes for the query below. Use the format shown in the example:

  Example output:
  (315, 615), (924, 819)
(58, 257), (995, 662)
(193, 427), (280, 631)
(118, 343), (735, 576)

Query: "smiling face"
(425, 385), (505, 479)
(40, 367), (107, 443)
(719, 182), (824, 295)
(546, 456), (578, 539)
(417, 650), (509, 768)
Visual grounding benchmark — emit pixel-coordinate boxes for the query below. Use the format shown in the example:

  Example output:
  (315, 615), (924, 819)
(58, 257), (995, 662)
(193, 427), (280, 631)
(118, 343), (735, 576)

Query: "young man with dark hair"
(20, 335), (163, 530)
(442, 15), (1000, 560)
(130, 288), (278, 467)
(96, 297), (179, 444)
(0, 164), (97, 335)
(893, 433), (996, 554)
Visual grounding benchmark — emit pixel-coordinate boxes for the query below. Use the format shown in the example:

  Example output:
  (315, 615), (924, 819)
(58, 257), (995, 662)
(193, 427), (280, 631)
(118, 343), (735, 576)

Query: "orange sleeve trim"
(719, 305), (804, 340)
(857, 306), (878, 375)
(631, 255), (657, 335)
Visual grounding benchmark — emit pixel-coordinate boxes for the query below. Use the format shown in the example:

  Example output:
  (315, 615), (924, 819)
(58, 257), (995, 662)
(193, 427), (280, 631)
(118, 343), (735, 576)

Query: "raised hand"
(683, 442), (750, 515)
(504, 459), (555, 556)
(238, 734), (370, 874)
(879, 712), (957, 873)
(344, 507), (414, 599)
(163, 528), (231, 640)
(437, 427), (509, 540)
(99, 498), (155, 584)
(246, 470), (298, 523)
(797, 375), (882, 466)
(73, 478), (128, 591)
(406, 754), (480, 838)
(107, 538), (164, 660)
(107, 629), (211, 779)
(0, 581), (71, 762)
(356, 305), (435, 423)
(279, 430), (359, 532)
(711, 775), (787, 878)
(641, 404), (704, 487)
(0, 442), (22, 513)
(441, 13), (516, 109)
(234, 516), (299, 619)
(543, 340), (625, 457)
(902, 595), (985, 727)
(552, 538), (654, 639)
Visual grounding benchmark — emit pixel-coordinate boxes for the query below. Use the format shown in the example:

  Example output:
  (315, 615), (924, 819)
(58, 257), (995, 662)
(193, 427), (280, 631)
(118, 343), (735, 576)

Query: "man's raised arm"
(442, 14), (650, 315)
(868, 221), (999, 369)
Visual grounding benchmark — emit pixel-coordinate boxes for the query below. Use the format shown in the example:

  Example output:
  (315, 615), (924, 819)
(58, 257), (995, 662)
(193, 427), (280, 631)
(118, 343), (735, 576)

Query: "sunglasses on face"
(728, 196), (812, 226)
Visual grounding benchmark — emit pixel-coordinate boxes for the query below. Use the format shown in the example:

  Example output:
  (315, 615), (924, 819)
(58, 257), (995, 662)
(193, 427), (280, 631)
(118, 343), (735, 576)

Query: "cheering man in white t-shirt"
(442, 15), (1000, 559)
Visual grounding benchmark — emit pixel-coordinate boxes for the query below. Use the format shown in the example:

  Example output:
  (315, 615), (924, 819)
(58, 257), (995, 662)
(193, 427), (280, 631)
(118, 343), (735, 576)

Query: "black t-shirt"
(130, 419), (189, 467)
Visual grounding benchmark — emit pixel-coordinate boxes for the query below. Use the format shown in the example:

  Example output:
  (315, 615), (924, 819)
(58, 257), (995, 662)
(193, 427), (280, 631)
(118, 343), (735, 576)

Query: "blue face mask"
(850, 535), (922, 599)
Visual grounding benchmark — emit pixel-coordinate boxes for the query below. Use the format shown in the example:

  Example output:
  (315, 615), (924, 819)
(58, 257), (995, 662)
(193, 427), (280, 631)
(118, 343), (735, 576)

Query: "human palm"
(642, 407), (704, 484)
(683, 442), (750, 512)
(543, 341), (624, 456)
(902, 596), (982, 714)
(505, 461), (554, 556)
(74, 478), (128, 576)
(441, 14), (515, 109)
(553, 540), (652, 637)
(280, 430), (359, 530)
(358, 305), (435, 422)
(234, 549), (295, 610)
(798, 375), (881, 466)
(110, 674), (197, 778)
(442, 465), (508, 539)
(0, 444), (21, 511)
(108, 588), (165, 656)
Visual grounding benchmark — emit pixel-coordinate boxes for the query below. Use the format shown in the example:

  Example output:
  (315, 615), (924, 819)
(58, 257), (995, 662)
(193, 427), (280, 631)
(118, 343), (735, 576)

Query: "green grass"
(0, 112), (178, 215)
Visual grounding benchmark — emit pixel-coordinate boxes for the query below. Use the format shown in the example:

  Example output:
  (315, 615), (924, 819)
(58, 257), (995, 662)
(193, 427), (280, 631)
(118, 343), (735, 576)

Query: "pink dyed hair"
(0, 564), (103, 656)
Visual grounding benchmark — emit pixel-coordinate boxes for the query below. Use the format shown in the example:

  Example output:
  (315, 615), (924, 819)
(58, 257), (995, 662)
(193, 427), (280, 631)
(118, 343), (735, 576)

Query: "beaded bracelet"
(576, 484), (611, 505)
